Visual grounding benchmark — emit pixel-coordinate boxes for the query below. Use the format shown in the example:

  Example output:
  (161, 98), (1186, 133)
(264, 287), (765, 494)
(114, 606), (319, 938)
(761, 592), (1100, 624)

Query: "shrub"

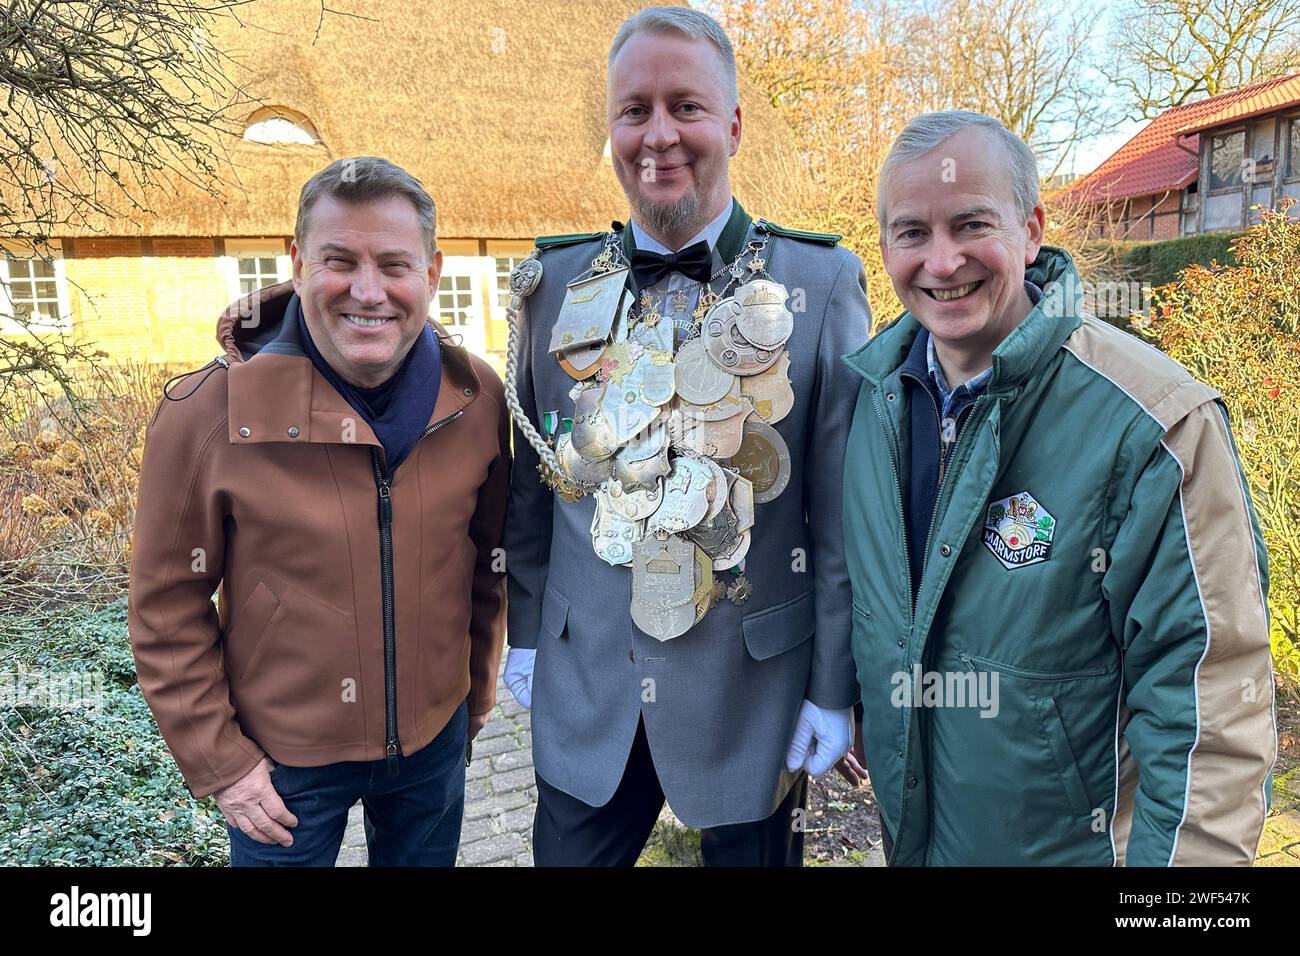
(0, 363), (178, 610)
(1137, 200), (1300, 699)
(1085, 231), (1246, 289)
(0, 599), (228, 865)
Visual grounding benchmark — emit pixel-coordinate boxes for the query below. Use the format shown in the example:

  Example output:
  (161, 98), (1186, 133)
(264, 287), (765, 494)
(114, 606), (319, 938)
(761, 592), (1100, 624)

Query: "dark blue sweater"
(292, 295), (442, 476)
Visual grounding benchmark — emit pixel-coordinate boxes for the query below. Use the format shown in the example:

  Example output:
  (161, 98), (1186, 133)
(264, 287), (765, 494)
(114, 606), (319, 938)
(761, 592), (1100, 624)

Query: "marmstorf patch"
(983, 492), (1056, 569)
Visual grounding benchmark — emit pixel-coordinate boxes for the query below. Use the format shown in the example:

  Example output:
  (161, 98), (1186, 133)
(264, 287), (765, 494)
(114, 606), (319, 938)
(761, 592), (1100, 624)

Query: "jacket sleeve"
(503, 281), (554, 650)
(1104, 399), (1275, 866)
(127, 379), (266, 799)
(466, 386), (511, 716)
(803, 249), (873, 710)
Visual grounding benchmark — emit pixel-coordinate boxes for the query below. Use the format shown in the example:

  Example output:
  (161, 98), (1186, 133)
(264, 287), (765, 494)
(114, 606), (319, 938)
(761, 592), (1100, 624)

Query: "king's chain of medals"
(509, 232), (797, 641)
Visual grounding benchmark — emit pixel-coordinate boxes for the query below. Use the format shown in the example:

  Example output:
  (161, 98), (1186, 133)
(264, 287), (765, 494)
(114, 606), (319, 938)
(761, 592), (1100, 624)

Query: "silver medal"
(591, 494), (642, 567)
(571, 384), (617, 461)
(668, 401), (750, 459)
(550, 269), (628, 354)
(558, 431), (613, 485)
(620, 419), (667, 462)
(740, 350), (794, 425)
(639, 350), (676, 407)
(685, 505), (741, 557)
(734, 280), (794, 349)
(674, 337), (736, 405)
(705, 299), (781, 376)
(678, 378), (750, 422)
(631, 534), (698, 641)
(647, 457), (715, 534)
(701, 457), (732, 521)
(710, 528), (752, 571)
(614, 438), (670, 491)
(598, 344), (659, 444)
(726, 470), (756, 532)
(605, 477), (664, 521)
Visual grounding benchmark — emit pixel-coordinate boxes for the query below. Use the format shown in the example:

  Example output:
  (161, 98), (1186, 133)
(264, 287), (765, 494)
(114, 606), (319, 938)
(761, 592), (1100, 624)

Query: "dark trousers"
(227, 700), (468, 867)
(533, 717), (807, 867)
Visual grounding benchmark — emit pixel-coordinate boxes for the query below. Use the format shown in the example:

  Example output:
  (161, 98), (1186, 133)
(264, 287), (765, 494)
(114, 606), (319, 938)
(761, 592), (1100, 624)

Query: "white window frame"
(219, 238), (291, 304)
(0, 240), (71, 334)
(435, 256), (492, 356)
(486, 242), (535, 324)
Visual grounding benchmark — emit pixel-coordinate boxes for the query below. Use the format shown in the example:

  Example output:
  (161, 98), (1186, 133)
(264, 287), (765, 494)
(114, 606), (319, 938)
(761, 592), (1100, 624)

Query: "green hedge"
(1131, 232), (1243, 287)
(0, 599), (228, 865)
(1084, 232), (1244, 289)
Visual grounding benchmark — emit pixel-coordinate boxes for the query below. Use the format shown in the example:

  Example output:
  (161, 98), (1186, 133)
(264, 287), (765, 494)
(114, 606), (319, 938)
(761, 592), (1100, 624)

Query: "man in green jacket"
(842, 110), (1277, 866)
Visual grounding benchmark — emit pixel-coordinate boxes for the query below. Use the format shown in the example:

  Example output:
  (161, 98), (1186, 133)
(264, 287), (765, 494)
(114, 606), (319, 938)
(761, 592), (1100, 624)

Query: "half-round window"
(242, 108), (320, 145)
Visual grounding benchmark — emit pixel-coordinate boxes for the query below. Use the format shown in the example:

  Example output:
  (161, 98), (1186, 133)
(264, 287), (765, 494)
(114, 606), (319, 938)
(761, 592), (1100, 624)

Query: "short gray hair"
(877, 111), (1040, 231)
(295, 156), (437, 259)
(608, 6), (738, 110)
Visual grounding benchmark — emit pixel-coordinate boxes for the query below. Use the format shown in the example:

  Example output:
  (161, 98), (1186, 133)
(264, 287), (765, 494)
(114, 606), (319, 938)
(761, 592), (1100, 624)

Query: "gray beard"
(632, 191), (700, 244)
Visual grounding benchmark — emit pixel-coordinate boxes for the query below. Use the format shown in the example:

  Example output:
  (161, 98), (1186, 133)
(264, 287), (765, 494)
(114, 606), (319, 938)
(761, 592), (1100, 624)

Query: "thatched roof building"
(4, 0), (811, 363)
(59, 0), (807, 239)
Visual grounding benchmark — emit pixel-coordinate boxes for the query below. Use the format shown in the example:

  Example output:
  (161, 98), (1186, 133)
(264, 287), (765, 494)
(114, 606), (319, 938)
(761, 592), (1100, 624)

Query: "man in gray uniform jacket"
(501, 6), (870, 866)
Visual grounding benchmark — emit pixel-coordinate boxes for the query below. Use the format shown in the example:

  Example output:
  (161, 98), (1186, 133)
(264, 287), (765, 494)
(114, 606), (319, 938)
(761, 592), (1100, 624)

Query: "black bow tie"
(629, 240), (713, 292)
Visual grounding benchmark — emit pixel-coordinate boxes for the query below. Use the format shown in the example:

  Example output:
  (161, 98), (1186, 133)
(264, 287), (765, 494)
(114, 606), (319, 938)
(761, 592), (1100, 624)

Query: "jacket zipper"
(369, 407), (465, 779)
(918, 395), (987, 586)
(871, 388), (914, 631)
(958, 652), (1114, 682)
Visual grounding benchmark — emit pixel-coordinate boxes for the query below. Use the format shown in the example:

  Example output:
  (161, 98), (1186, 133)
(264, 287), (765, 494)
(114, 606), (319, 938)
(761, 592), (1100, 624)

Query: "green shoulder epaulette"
(535, 232), (605, 250)
(757, 219), (841, 245)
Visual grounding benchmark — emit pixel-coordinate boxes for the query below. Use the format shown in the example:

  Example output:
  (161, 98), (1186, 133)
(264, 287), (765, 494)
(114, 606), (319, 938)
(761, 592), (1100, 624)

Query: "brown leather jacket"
(128, 282), (509, 798)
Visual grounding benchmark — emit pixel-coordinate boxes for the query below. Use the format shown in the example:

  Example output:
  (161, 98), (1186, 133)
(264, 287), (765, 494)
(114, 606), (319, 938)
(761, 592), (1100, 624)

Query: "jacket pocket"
(1033, 695), (1093, 818)
(959, 653), (1113, 683)
(540, 583), (570, 640)
(225, 580), (282, 681)
(742, 589), (814, 661)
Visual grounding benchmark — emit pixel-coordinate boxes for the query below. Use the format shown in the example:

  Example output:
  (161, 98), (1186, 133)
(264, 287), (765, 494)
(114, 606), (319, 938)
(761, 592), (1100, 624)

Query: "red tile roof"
(1070, 73), (1300, 204)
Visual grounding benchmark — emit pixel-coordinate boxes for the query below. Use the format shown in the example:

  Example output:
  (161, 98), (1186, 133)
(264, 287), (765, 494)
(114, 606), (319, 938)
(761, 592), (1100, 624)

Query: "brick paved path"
(334, 666), (537, 867)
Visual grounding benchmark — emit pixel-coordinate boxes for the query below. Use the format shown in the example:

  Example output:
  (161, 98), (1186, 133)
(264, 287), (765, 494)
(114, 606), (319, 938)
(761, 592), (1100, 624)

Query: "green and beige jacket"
(841, 246), (1276, 866)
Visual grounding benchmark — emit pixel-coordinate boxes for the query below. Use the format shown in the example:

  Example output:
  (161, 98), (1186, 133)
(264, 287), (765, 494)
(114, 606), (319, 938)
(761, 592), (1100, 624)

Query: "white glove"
(504, 647), (536, 710)
(784, 699), (853, 777)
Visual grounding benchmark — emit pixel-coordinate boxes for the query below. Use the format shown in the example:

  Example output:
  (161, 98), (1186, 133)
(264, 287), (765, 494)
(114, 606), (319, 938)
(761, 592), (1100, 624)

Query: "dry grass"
(0, 363), (177, 610)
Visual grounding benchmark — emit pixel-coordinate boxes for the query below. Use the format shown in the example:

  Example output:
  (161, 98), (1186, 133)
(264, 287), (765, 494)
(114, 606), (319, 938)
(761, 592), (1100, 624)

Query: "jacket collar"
(842, 245), (1084, 392)
(216, 281), (482, 447)
(619, 197), (753, 265)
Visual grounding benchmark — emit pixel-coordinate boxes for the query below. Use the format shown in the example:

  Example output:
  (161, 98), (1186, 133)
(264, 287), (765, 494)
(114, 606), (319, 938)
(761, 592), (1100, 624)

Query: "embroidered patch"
(983, 492), (1056, 569)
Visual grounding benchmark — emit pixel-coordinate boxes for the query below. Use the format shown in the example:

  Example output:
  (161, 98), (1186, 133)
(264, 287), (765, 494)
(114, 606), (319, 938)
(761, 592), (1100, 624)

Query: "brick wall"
(6, 237), (504, 371)
(1095, 193), (1183, 241)
(1151, 193), (1182, 240)
(64, 243), (231, 367)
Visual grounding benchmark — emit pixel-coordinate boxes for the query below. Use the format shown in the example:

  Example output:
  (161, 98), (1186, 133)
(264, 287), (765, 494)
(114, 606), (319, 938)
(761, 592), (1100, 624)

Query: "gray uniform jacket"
(505, 200), (871, 828)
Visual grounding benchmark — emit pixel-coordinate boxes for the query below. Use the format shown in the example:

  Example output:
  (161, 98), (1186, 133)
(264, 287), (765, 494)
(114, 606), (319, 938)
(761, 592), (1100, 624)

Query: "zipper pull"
(385, 740), (400, 779)
(377, 479), (392, 527)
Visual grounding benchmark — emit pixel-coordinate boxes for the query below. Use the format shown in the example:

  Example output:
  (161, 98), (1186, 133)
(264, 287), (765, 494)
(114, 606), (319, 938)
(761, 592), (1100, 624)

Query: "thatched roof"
(46, 0), (809, 239)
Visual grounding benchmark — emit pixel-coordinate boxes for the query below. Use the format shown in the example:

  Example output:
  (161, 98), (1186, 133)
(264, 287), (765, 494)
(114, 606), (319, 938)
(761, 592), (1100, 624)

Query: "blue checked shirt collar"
(925, 280), (1043, 421)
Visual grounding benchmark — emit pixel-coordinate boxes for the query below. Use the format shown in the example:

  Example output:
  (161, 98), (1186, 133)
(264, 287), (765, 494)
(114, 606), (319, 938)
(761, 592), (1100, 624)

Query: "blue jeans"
(227, 700), (468, 867)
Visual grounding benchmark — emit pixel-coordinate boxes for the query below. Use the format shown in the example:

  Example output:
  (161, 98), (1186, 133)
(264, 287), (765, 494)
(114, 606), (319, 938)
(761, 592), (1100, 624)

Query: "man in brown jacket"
(128, 157), (510, 866)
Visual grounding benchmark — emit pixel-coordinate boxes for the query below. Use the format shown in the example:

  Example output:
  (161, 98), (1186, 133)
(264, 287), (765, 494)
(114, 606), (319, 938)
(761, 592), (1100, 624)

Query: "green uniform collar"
(619, 198), (754, 265)
(842, 245), (1084, 392)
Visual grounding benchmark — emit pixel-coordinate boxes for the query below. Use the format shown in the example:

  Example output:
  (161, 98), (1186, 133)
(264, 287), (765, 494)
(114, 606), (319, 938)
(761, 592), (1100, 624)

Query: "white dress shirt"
(629, 199), (734, 345)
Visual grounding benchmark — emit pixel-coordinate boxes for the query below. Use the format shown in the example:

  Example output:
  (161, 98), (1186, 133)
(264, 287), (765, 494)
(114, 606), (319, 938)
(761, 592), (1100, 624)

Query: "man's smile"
(920, 280), (984, 301)
(340, 312), (398, 330)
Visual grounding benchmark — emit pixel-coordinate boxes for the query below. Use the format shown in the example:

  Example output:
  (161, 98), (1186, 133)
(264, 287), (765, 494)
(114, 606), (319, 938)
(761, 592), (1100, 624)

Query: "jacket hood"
(217, 281), (305, 364)
(842, 245), (1084, 390)
(212, 281), (483, 447)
